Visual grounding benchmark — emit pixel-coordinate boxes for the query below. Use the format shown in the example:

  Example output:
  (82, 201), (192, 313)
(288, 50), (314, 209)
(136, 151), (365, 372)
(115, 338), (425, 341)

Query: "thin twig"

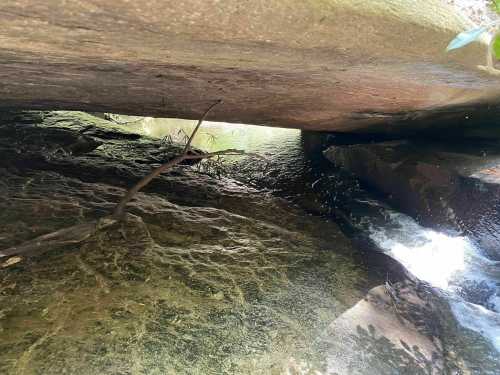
(183, 149), (247, 159)
(112, 100), (223, 219)
(112, 155), (186, 219)
(182, 100), (222, 154)
(111, 150), (247, 219)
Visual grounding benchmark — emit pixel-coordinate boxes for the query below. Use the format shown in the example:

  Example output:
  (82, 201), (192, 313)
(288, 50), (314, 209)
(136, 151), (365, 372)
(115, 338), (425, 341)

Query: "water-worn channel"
(0, 111), (499, 374)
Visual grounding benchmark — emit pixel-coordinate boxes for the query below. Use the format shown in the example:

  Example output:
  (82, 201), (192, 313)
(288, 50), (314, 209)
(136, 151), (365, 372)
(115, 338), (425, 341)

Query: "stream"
(0, 112), (499, 374)
(130, 116), (500, 371)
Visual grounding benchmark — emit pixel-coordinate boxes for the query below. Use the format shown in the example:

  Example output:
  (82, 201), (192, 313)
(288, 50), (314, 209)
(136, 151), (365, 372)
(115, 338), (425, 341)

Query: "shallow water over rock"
(0, 111), (499, 374)
(0, 169), (370, 374)
(117, 114), (500, 373)
(0, 112), (394, 374)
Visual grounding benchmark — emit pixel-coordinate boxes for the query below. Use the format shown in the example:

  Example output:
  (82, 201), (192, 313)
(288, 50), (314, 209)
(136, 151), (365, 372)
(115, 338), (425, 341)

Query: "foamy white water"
(450, 299), (500, 351)
(362, 206), (500, 352)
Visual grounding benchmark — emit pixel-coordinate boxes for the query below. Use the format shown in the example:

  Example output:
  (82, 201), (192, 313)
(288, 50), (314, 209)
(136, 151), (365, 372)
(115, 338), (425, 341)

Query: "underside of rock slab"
(1, 1), (500, 135)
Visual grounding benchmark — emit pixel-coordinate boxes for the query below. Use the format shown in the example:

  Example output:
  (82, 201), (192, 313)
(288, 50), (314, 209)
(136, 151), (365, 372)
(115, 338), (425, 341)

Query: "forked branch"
(1, 99), (252, 265)
(112, 99), (223, 218)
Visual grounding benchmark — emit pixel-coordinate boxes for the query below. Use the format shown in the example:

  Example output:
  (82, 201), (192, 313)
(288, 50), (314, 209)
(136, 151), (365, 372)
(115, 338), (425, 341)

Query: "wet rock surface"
(325, 282), (446, 375)
(325, 280), (500, 375)
(0, 168), (360, 374)
(324, 140), (500, 259)
(0, 111), (385, 374)
(0, 111), (498, 374)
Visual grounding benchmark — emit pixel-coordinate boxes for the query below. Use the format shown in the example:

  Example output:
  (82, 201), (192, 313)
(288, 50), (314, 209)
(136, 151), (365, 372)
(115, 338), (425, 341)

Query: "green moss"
(491, 0), (500, 14)
(494, 35), (500, 60)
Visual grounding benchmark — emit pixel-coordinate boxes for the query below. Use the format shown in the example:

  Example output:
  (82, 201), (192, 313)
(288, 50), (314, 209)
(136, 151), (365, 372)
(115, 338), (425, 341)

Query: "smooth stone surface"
(325, 282), (445, 375)
(323, 280), (500, 375)
(1, 1), (500, 135)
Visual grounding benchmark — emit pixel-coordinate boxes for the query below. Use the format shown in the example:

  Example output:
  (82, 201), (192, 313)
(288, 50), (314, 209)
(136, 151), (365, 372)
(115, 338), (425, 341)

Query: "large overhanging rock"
(1, 0), (500, 134)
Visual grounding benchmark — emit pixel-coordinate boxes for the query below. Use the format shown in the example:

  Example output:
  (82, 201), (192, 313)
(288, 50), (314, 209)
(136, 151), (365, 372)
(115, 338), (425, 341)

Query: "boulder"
(323, 280), (500, 374)
(324, 282), (445, 375)
(1, 1), (500, 134)
(324, 140), (500, 258)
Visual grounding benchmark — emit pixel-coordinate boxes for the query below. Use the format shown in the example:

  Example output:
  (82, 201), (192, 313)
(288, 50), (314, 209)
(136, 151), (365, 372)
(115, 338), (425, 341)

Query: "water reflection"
(8, 111), (494, 372)
(124, 115), (500, 361)
(1, 112), (394, 374)
(119, 115), (500, 311)
(121, 116), (299, 156)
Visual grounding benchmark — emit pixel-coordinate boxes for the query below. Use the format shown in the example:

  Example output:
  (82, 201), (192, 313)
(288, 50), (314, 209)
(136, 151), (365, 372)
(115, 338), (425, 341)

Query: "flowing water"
(130, 116), (500, 370)
(0, 112), (499, 374)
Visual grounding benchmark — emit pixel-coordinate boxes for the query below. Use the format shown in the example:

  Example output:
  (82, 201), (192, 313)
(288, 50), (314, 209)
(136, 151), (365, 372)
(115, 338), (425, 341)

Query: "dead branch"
(0, 217), (117, 266)
(112, 100), (224, 219)
(183, 100), (222, 154)
(111, 148), (247, 219)
(112, 155), (187, 219)
(1, 99), (255, 265)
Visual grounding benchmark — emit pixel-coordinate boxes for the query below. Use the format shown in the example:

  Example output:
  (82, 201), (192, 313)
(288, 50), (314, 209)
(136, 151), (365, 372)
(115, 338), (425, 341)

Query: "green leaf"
(492, 0), (500, 14)
(494, 35), (500, 60)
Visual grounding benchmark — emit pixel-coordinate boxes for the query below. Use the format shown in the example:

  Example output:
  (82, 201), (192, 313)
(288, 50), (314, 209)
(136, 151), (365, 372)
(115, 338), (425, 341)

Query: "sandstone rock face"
(0, 110), (385, 374)
(0, 0), (500, 134)
(324, 281), (500, 375)
(324, 140), (500, 258)
(325, 282), (445, 375)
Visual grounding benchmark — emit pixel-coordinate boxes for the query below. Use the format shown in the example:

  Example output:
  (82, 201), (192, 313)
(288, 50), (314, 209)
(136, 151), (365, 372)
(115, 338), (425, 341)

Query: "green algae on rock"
(0, 111), (377, 374)
(1, 110), (498, 374)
